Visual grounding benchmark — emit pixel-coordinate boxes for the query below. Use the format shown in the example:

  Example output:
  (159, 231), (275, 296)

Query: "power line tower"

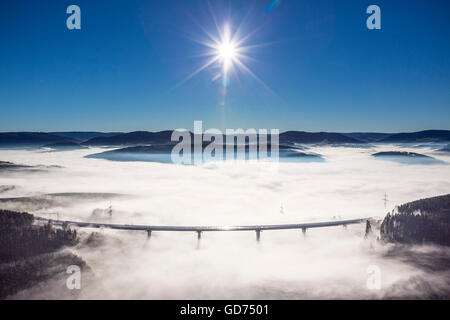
(383, 193), (389, 208)
(107, 202), (113, 217)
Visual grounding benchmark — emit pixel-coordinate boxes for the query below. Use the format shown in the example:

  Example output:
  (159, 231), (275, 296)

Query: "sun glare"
(217, 40), (236, 73)
(178, 18), (271, 95)
(218, 42), (236, 61)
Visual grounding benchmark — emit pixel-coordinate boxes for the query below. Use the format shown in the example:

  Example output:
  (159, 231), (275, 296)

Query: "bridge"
(35, 216), (371, 242)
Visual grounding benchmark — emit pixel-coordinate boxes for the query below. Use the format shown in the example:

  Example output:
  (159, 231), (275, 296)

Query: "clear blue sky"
(0, 0), (449, 132)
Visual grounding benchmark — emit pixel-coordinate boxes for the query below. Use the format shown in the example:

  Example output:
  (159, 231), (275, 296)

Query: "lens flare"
(178, 18), (272, 94)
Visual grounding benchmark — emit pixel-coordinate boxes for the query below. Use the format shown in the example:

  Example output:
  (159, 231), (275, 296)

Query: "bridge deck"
(35, 217), (368, 233)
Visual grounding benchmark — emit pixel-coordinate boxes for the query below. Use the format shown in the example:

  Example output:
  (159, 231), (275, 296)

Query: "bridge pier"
(196, 231), (202, 250)
(302, 228), (307, 236)
(256, 229), (261, 242)
(147, 230), (152, 239)
(364, 220), (372, 238)
(343, 224), (347, 230)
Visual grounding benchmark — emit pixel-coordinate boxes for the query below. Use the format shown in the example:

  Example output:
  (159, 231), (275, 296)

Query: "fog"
(1, 144), (449, 299)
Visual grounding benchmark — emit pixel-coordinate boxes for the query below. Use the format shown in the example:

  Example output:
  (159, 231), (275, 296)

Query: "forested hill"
(0, 210), (83, 299)
(380, 194), (450, 246)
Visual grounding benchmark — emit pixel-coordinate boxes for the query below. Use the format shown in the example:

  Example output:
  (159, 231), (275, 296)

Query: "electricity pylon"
(383, 193), (389, 208)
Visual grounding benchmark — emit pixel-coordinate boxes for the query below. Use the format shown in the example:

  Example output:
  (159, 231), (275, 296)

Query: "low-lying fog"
(1, 143), (449, 299)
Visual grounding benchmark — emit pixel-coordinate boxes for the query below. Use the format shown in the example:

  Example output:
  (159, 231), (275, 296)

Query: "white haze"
(0, 144), (449, 299)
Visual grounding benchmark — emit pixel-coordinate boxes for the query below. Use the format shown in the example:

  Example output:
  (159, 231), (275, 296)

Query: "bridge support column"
(256, 229), (261, 242)
(196, 231), (202, 250)
(302, 228), (307, 236)
(364, 220), (372, 238)
(147, 230), (152, 239)
(343, 224), (347, 230)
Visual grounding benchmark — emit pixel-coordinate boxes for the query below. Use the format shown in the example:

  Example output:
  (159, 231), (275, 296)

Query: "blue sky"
(0, 0), (449, 132)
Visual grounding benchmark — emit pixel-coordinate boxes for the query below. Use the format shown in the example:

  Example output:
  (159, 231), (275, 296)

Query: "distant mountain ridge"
(380, 130), (450, 143)
(81, 129), (450, 145)
(342, 132), (392, 142)
(51, 132), (123, 142)
(1, 129), (449, 147)
(82, 131), (174, 146)
(280, 131), (362, 144)
(0, 132), (72, 146)
(82, 131), (362, 146)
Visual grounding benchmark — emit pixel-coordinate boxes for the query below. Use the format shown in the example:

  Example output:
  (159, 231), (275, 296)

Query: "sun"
(216, 40), (237, 74)
(212, 24), (239, 76)
(178, 19), (271, 95)
(218, 42), (236, 60)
